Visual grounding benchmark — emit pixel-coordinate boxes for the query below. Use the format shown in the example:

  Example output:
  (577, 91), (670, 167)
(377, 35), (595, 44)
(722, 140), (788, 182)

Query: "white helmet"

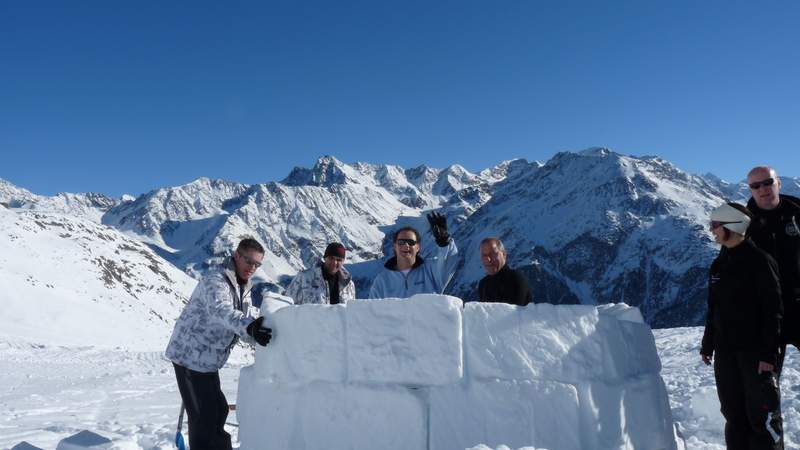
(710, 203), (751, 235)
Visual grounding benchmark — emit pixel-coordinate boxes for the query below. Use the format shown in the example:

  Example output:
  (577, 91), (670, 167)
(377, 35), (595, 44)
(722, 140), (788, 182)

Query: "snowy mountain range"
(0, 206), (195, 349)
(2, 149), (798, 332)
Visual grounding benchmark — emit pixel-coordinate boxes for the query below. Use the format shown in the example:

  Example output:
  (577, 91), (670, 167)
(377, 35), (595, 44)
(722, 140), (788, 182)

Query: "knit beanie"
(324, 242), (346, 258)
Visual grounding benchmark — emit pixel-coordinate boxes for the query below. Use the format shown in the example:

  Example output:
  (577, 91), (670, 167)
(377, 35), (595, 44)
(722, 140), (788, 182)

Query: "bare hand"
(701, 354), (712, 365)
(757, 361), (774, 374)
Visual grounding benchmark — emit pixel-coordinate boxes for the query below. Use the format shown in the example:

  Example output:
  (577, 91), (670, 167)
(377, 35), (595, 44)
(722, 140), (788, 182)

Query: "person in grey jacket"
(369, 212), (458, 299)
(286, 242), (356, 305)
(165, 238), (272, 450)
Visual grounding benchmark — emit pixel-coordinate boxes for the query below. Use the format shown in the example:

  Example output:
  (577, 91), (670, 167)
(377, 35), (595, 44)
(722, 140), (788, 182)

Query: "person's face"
(709, 222), (728, 245)
(748, 168), (781, 210)
(323, 255), (344, 275)
(480, 242), (507, 275)
(393, 230), (420, 267)
(234, 249), (264, 280)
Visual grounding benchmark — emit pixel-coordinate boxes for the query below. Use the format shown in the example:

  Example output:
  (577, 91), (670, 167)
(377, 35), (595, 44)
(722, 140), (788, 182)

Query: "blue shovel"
(175, 403), (186, 450)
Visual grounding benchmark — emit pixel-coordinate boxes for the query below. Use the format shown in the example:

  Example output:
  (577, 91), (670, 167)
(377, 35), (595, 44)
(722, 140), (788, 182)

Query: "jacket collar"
(747, 194), (800, 215)
(384, 254), (425, 271)
(316, 260), (352, 284)
(223, 256), (252, 295)
(487, 264), (512, 278)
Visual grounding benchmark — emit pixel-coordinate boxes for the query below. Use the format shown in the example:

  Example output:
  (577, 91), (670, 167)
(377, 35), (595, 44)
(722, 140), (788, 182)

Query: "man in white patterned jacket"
(165, 238), (273, 450)
(285, 242), (356, 305)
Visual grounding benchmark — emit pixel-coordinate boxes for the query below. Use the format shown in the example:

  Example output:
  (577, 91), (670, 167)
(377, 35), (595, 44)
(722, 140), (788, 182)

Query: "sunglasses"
(395, 238), (418, 247)
(709, 220), (741, 230)
(239, 253), (262, 268)
(748, 178), (775, 190)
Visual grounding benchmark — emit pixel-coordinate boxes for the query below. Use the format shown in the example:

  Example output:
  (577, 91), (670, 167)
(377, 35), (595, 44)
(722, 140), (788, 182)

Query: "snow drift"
(237, 295), (681, 450)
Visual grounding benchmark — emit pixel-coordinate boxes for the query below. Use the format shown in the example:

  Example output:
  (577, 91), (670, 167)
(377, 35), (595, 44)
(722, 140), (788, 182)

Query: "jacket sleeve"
(428, 239), (459, 294)
(757, 255), (783, 365)
(700, 271), (715, 357)
(201, 274), (253, 338)
(285, 272), (304, 305)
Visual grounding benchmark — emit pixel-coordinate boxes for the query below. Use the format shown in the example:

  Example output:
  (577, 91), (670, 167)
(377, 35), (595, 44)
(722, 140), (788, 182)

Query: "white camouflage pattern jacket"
(285, 261), (356, 305)
(165, 257), (258, 372)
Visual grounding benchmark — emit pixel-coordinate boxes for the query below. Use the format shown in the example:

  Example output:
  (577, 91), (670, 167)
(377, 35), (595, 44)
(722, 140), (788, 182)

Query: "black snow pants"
(714, 352), (783, 450)
(173, 363), (232, 450)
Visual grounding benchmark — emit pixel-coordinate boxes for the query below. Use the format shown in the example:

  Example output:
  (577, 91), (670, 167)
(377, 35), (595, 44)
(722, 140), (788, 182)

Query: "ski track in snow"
(2, 327), (800, 449)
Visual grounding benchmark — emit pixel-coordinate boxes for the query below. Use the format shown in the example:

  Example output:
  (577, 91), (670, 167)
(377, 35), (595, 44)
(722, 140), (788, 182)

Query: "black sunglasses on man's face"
(749, 178), (775, 190)
(395, 238), (417, 247)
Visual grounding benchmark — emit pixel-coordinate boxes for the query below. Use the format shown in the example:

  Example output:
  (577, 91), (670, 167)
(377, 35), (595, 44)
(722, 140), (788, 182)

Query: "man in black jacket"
(746, 166), (800, 375)
(477, 237), (532, 306)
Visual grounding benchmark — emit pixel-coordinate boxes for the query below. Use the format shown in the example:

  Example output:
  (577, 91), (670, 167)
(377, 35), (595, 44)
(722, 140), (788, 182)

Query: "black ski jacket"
(478, 265), (533, 306)
(700, 239), (782, 365)
(747, 194), (800, 342)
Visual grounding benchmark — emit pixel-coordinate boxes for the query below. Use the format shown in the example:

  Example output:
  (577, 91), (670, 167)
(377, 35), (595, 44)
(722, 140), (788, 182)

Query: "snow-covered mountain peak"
(102, 177), (250, 241)
(1, 178), (122, 223)
(0, 178), (36, 206)
(577, 146), (612, 157)
(449, 149), (722, 325)
(281, 155), (363, 187)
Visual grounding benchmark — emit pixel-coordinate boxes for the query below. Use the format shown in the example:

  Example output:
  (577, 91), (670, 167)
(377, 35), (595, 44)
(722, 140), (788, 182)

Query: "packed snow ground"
(1, 327), (799, 449)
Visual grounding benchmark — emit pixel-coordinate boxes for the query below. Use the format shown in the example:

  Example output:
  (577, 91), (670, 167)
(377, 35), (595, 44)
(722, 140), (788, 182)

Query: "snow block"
(254, 302), (347, 384)
(465, 302), (605, 383)
(254, 293), (462, 385)
(238, 366), (427, 450)
(55, 430), (112, 450)
(430, 379), (580, 450)
(596, 302), (646, 323)
(346, 294), (463, 385)
(465, 303), (662, 384)
(576, 374), (677, 450)
(596, 316), (662, 383)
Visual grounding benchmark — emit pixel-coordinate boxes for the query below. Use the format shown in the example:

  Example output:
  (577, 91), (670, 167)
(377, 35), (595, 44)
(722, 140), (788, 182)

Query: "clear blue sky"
(2, 1), (798, 197)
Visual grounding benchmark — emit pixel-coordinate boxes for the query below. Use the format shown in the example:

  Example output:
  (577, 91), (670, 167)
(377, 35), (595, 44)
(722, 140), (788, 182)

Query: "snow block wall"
(238, 295), (680, 450)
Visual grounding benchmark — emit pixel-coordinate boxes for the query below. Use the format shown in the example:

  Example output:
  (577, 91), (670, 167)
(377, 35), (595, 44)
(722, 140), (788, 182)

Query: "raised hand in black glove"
(246, 316), (272, 347)
(427, 212), (450, 247)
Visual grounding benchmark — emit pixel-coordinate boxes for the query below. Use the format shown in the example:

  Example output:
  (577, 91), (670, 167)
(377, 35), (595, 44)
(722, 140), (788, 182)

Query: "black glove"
(427, 212), (450, 247)
(246, 316), (272, 347)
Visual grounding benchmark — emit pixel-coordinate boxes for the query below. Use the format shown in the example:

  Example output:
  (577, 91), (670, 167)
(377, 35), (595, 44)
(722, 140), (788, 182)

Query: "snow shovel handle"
(175, 403), (186, 450)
